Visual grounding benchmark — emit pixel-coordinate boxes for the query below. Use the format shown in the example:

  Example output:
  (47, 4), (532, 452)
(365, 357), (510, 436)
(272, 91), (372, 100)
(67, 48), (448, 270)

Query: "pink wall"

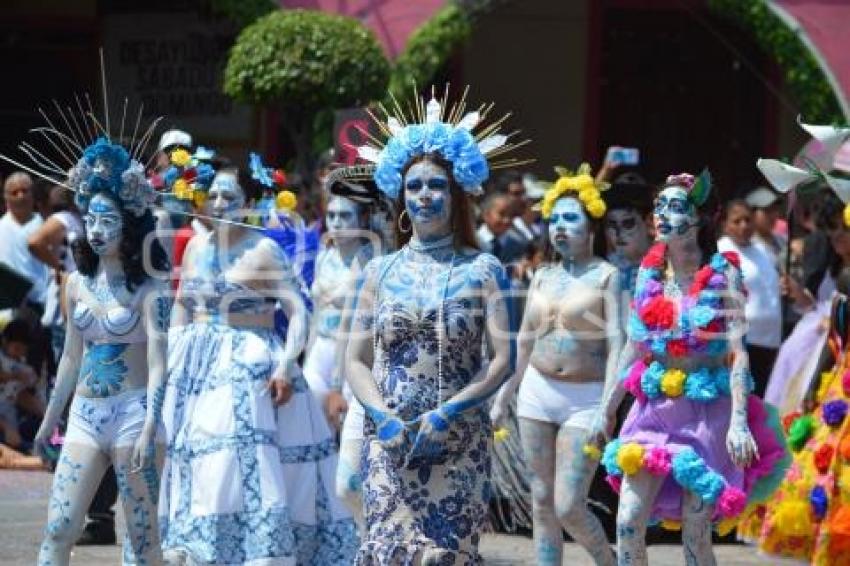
(280, 0), (445, 58)
(775, 0), (850, 120)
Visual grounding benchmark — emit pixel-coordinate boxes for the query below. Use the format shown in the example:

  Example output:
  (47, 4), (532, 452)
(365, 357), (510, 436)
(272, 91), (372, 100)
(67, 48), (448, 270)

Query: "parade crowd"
(0, 87), (848, 565)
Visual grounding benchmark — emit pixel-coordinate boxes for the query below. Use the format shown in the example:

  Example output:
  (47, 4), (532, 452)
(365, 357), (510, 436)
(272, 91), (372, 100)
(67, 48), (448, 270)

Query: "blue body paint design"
(79, 343), (129, 396)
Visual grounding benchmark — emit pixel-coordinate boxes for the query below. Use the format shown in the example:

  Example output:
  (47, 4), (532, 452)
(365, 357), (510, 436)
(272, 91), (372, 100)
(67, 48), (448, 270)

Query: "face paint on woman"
(605, 209), (649, 261)
(548, 197), (589, 258)
(654, 186), (697, 242)
(326, 195), (361, 241)
(205, 171), (246, 221)
(403, 160), (452, 238)
(84, 193), (124, 257)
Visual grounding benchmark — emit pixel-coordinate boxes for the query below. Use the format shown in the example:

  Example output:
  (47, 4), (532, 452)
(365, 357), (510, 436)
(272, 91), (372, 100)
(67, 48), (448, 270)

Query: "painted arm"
(725, 264), (759, 467)
(169, 235), (201, 328)
(133, 280), (170, 470)
(599, 267), (624, 408)
(33, 273), (84, 461)
(344, 258), (406, 447)
(27, 215), (66, 271)
(266, 240), (309, 397)
(490, 269), (542, 426)
(412, 255), (515, 452)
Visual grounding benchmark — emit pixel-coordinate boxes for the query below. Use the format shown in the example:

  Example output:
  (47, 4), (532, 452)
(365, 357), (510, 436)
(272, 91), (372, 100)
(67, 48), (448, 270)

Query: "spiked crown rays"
(0, 50), (161, 217)
(355, 85), (532, 198)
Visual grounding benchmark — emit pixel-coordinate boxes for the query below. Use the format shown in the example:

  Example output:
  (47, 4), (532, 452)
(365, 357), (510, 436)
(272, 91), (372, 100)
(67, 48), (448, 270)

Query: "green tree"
(223, 9), (390, 179)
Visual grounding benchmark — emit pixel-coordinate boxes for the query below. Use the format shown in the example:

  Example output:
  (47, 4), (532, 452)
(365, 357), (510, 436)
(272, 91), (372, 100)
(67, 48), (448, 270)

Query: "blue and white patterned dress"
(356, 251), (501, 565)
(160, 234), (357, 565)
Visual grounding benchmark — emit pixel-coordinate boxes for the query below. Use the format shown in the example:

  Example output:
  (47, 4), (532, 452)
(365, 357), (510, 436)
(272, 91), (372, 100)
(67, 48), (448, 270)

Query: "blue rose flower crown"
(0, 94), (162, 218)
(357, 86), (532, 199)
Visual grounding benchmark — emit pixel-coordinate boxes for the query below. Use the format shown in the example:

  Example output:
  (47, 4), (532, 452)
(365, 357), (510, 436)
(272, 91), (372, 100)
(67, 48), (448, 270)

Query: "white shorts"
(517, 365), (603, 429)
(64, 388), (155, 452)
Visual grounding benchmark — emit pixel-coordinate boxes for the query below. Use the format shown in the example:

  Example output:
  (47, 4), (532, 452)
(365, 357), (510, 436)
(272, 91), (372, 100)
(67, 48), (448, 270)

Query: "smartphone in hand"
(605, 146), (640, 166)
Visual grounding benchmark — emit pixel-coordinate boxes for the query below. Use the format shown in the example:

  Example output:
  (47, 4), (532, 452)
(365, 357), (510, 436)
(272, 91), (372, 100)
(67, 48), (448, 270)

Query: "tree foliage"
(388, 4), (473, 99)
(223, 9), (390, 111)
(207, 0), (276, 28)
(709, 0), (845, 124)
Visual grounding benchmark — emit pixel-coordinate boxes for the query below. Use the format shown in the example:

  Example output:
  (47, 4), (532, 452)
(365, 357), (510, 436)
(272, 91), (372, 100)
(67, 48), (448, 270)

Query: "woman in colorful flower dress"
(490, 164), (619, 565)
(745, 221), (850, 564)
(159, 166), (306, 565)
(597, 172), (788, 565)
(345, 90), (518, 563)
(31, 136), (170, 565)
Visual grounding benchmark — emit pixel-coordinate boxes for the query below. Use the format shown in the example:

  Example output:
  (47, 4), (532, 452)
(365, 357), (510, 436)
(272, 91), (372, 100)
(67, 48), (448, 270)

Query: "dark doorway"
(0, 18), (98, 179)
(589, 0), (775, 199)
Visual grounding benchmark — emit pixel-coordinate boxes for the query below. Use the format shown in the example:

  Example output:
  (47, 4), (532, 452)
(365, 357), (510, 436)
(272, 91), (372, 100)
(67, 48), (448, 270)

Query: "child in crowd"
(0, 319), (44, 451)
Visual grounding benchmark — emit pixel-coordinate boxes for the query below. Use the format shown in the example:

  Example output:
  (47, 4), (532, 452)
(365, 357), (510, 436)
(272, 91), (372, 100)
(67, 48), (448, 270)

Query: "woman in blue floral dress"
(345, 91), (519, 563)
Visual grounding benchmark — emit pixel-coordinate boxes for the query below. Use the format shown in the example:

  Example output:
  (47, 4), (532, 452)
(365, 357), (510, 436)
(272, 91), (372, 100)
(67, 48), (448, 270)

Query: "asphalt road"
(0, 470), (770, 565)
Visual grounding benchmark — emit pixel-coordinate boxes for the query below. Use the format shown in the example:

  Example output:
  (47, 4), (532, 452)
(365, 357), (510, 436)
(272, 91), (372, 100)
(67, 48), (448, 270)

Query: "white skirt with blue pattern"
(160, 322), (357, 565)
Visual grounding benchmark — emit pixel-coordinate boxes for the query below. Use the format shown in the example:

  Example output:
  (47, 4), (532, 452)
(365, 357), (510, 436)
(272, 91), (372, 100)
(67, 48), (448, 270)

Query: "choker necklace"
(408, 234), (454, 252)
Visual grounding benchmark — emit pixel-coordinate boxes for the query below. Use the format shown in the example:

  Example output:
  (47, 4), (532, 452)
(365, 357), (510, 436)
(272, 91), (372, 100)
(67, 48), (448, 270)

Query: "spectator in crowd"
(27, 186), (83, 371)
(515, 174), (546, 243)
(476, 192), (528, 268)
(0, 172), (51, 385)
(718, 200), (781, 397)
(766, 189), (845, 414)
(0, 172), (48, 313)
(0, 319), (43, 451)
(746, 186), (786, 270)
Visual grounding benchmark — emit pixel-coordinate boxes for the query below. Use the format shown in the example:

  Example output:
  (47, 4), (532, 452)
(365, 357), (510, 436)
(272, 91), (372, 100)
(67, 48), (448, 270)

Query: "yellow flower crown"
(540, 163), (609, 220)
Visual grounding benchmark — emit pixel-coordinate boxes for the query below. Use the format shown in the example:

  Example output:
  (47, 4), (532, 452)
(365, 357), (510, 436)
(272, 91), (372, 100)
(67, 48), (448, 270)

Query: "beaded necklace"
(373, 236), (456, 409)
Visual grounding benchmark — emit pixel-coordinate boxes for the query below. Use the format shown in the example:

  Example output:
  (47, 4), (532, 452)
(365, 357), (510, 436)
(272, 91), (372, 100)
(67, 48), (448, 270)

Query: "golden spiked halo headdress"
(355, 85), (533, 198)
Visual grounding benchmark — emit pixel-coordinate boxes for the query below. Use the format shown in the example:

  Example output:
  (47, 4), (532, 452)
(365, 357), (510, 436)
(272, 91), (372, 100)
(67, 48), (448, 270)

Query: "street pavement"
(1, 470), (770, 565)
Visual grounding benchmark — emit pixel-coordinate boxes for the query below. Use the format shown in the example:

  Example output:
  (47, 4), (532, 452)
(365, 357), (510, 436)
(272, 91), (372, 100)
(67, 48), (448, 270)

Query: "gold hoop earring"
(398, 209), (412, 234)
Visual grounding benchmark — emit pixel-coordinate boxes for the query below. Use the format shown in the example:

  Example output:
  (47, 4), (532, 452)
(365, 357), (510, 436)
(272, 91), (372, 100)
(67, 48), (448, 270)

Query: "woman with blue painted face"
(597, 172), (788, 566)
(32, 138), (171, 566)
(491, 165), (620, 565)
(159, 166), (309, 565)
(345, 91), (518, 563)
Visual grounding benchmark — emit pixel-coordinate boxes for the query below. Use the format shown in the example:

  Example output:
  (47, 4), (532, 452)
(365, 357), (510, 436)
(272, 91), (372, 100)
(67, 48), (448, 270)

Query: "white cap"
(522, 173), (547, 201)
(158, 129), (192, 151)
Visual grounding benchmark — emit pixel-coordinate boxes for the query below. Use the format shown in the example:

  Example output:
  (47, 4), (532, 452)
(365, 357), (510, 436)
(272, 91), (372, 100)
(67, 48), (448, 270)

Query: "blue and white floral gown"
(356, 251), (502, 565)
(160, 234), (356, 565)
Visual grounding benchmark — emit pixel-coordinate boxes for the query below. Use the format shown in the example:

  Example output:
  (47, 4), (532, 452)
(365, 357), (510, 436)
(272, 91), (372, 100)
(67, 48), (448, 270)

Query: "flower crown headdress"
(249, 152), (298, 215)
(540, 163), (609, 219)
(0, 83), (162, 218)
(663, 169), (712, 207)
(156, 146), (216, 207)
(356, 85), (532, 199)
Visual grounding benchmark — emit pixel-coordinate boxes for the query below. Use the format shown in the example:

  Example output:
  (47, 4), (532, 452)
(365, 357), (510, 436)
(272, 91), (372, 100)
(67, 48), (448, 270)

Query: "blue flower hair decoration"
(69, 137), (157, 217)
(357, 86), (531, 199)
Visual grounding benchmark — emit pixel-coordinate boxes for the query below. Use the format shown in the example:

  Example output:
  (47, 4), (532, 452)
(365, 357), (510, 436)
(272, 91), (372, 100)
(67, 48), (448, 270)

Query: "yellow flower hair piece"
(494, 427), (510, 443)
(540, 163), (609, 220)
(170, 148), (191, 168)
(276, 190), (298, 212)
(193, 191), (207, 208)
(172, 178), (193, 200)
(660, 368), (687, 398)
(844, 203), (850, 228)
(616, 442), (645, 475)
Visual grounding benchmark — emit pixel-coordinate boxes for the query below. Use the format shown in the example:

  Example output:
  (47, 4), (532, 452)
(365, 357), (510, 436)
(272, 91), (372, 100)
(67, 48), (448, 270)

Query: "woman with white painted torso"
(492, 166), (619, 565)
(33, 138), (170, 566)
